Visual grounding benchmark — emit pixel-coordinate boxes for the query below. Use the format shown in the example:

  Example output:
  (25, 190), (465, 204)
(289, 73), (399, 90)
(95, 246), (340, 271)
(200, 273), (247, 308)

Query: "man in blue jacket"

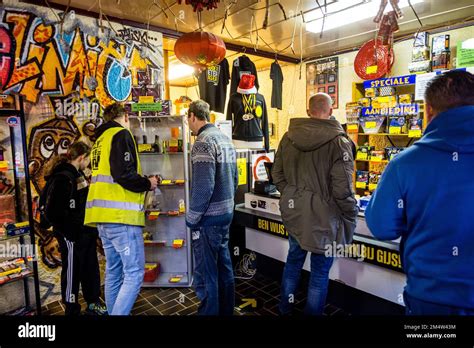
(365, 70), (474, 315)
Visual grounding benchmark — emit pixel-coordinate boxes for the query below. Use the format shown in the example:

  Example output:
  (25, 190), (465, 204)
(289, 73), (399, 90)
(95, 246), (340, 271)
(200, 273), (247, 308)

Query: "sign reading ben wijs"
(363, 74), (416, 89)
(361, 104), (420, 117)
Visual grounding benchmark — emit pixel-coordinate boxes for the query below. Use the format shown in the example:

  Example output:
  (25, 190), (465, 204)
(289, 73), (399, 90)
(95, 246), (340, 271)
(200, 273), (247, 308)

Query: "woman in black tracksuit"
(45, 141), (106, 316)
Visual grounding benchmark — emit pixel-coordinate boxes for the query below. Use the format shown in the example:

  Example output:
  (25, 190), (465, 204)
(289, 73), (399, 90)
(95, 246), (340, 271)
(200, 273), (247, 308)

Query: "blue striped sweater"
(186, 124), (238, 228)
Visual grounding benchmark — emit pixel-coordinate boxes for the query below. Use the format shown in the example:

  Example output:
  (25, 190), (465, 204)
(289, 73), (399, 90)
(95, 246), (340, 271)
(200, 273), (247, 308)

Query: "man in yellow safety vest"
(85, 103), (157, 315)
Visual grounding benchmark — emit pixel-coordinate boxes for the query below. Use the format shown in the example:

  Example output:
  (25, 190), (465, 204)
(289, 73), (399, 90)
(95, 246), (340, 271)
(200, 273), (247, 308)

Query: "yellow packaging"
(372, 96), (397, 109)
(364, 88), (378, 98)
(358, 98), (371, 107)
(399, 94), (413, 104)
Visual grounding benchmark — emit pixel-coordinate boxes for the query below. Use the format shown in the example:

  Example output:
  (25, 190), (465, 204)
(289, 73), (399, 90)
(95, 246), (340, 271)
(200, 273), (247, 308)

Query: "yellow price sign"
(389, 126), (401, 135)
(366, 65), (378, 74)
(161, 180), (172, 185)
(408, 129), (422, 138)
(369, 183), (378, 191)
(356, 152), (368, 161)
(347, 124), (359, 132)
(356, 182), (367, 189)
(237, 158), (247, 186)
(139, 96), (154, 103)
(365, 121), (377, 129)
(371, 157), (382, 162)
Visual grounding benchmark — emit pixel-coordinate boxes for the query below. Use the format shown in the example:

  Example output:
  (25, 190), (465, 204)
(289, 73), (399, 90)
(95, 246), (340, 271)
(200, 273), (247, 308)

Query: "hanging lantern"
(174, 31), (226, 71)
(177, 0), (221, 12)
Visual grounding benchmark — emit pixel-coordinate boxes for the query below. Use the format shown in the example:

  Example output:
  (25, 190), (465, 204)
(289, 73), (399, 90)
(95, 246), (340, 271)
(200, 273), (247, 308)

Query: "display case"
(0, 95), (41, 314)
(131, 114), (192, 287)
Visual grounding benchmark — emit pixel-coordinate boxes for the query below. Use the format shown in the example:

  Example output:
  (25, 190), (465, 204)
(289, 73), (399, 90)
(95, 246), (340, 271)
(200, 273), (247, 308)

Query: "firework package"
(385, 147), (405, 160)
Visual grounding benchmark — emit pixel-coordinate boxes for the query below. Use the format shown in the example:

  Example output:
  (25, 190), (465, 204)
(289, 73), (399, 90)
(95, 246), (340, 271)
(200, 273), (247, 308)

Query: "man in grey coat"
(272, 93), (358, 315)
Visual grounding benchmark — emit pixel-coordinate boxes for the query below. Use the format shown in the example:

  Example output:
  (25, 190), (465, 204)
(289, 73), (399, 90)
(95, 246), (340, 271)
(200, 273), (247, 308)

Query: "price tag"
(371, 157), (382, 162)
(366, 65), (378, 74)
(356, 152), (368, 161)
(365, 121), (377, 129)
(139, 96), (154, 103)
(356, 182), (367, 189)
(347, 124), (359, 132)
(138, 144), (154, 152)
(408, 129), (422, 138)
(149, 212), (160, 217)
(389, 126), (402, 135)
(369, 183), (378, 191)
(161, 180), (172, 185)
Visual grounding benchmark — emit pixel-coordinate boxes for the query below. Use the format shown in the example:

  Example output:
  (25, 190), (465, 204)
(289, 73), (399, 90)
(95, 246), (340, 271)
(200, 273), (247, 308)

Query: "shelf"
(0, 232), (30, 242)
(142, 272), (190, 288)
(357, 133), (421, 138)
(0, 269), (33, 287)
(139, 152), (185, 156)
(129, 114), (183, 119)
(356, 159), (389, 164)
(146, 210), (185, 217)
(144, 240), (186, 248)
(3, 306), (35, 316)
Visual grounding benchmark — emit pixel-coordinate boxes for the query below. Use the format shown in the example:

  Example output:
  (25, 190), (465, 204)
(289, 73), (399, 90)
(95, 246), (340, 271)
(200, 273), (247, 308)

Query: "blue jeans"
(404, 291), (474, 315)
(192, 225), (235, 315)
(280, 235), (334, 315)
(98, 223), (145, 315)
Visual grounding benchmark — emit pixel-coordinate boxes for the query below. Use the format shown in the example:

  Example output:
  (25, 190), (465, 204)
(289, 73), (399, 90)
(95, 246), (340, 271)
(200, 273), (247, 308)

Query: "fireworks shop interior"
(0, 0), (473, 316)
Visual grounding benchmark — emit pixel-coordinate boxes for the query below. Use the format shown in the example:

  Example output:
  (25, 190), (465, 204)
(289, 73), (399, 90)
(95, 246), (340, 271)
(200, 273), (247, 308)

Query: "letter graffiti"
(0, 8), (162, 106)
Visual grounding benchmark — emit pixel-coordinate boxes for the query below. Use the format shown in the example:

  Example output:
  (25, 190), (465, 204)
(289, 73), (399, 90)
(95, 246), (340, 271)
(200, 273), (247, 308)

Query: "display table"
(233, 192), (406, 305)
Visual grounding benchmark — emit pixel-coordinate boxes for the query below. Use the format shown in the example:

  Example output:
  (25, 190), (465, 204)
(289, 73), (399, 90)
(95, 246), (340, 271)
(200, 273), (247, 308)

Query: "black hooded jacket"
(46, 162), (93, 240)
(94, 121), (150, 193)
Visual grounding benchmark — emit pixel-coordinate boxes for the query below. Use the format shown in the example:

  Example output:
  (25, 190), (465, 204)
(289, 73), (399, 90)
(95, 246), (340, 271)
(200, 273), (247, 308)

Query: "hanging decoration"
(354, 0), (402, 80)
(177, 0), (221, 12)
(354, 38), (394, 80)
(174, 31), (226, 71)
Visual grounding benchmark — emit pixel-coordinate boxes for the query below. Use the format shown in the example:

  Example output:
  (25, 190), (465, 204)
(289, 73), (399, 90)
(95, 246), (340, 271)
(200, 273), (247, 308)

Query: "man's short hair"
(188, 100), (210, 121)
(308, 93), (333, 114)
(425, 70), (474, 114)
(103, 103), (126, 122)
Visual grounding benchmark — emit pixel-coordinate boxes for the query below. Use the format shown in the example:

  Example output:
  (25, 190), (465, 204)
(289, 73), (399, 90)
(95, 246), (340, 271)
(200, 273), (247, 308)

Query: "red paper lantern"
(174, 31), (226, 71)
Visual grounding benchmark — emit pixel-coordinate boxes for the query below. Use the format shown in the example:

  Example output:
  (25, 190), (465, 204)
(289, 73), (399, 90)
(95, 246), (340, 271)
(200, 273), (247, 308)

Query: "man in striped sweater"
(185, 100), (238, 315)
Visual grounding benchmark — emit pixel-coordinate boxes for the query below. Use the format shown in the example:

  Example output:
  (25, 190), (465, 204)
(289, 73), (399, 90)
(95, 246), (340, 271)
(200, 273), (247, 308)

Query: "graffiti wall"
(0, 2), (164, 303)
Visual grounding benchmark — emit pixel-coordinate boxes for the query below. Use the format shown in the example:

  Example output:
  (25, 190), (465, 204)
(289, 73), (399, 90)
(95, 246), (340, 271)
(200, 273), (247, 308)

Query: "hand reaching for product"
(149, 176), (158, 190)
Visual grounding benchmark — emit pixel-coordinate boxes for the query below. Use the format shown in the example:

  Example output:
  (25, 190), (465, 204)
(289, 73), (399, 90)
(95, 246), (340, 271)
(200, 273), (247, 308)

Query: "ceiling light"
(306, 0), (424, 34)
(168, 63), (195, 80)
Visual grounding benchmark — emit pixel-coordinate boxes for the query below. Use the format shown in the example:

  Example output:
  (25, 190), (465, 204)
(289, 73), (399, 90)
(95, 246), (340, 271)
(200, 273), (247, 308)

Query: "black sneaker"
(85, 302), (108, 316)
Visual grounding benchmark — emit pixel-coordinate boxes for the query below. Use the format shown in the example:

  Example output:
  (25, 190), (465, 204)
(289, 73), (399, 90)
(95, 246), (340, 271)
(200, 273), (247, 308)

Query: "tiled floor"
(41, 273), (348, 316)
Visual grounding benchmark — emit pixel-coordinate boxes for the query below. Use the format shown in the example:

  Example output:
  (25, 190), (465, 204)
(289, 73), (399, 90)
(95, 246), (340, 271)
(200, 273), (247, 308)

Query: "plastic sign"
(131, 103), (163, 112)
(361, 104), (419, 117)
(6, 116), (19, 127)
(364, 74), (416, 89)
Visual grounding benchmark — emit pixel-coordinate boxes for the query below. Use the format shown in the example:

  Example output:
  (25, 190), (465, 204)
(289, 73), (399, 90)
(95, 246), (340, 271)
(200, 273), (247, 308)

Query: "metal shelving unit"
(0, 95), (41, 315)
(132, 114), (193, 288)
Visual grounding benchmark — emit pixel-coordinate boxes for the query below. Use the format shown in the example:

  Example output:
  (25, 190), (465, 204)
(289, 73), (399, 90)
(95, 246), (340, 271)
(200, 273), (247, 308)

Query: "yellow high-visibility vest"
(85, 127), (145, 227)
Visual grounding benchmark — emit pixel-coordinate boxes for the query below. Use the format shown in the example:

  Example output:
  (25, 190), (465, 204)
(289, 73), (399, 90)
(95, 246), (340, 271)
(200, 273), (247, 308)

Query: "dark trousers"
(192, 224), (235, 316)
(404, 291), (474, 315)
(56, 228), (101, 315)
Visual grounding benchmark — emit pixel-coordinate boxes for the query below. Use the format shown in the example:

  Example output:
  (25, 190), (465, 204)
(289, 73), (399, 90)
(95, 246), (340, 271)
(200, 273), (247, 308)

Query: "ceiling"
(31, 0), (474, 86)
(41, 0), (474, 58)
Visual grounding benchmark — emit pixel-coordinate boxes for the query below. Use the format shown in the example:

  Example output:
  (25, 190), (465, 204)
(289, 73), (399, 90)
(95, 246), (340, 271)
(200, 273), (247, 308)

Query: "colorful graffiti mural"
(0, 7), (163, 106)
(0, 5), (163, 276)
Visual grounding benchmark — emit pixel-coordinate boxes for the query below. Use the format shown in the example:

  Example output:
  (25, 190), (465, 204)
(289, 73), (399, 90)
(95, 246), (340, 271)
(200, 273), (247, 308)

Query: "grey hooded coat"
(272, 118), (358, 254)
